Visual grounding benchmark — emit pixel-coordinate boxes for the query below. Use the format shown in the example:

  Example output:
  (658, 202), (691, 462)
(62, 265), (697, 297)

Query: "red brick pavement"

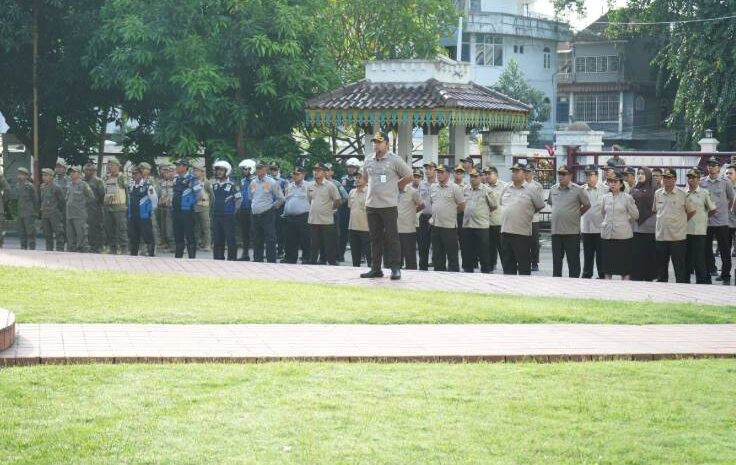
(1, 249), (734, 306)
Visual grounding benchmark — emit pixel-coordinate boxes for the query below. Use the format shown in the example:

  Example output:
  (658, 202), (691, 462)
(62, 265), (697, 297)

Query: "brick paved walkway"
(1, 323), (734, 365)
(1, 249), (735, 305)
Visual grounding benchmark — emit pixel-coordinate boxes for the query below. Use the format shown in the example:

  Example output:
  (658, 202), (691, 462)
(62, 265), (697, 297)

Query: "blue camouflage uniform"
(172, 170), (202, 258)
(211, 177), (241, 260)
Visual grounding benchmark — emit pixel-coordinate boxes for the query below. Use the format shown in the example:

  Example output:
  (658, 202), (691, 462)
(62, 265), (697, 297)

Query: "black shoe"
(722, 278), (731, 285)
(239, 255), (250, 261)
(716, 276), (724, 281)
(361, 270), (384, 278)
(531, 264), (539, 272)
(390, 267), (401, 280)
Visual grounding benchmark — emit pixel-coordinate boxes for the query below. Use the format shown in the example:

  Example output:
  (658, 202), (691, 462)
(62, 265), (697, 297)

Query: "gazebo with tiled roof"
(305, 57), (532, 166)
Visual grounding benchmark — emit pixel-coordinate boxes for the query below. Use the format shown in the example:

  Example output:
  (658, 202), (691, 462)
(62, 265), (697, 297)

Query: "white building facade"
(442, 0), (572, 141)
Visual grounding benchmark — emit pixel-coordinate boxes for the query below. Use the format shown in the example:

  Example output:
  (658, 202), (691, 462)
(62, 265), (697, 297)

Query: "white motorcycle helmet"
(213, 160), (232, 177)
(346, 157), (361, 169)
(238, 159), (256, 172)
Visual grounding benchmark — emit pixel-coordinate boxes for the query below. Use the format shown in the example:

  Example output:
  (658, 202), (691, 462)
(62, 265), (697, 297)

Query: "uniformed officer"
(307, 162), (341, 265)
(324, 163), (348, 263)
(500, 163), (545, 275)
(523, 163), (544, 271)
(172, 159), (203, 259)
(40, 168), (66, 251)
(156, 164), (176, 251)
(282, 166), (311, 264)
(727, 165), (736, 257)
(701, 156), (734, 284)
(653, 168), (694, 283)
(0, 164), (9, 248)
(360, 131), (413, 280)
(348, 171), (371, 267)
(685, 167), (716, 284)
(397, 170), (424, 270)
(128, 163), (158, 257)
(15, 167), (38, 250)
(623, 166), (637, 193)
(338, 158), (361, 262)
(417, 161), (438, 271)
(651, 167), (663, 190)
(453, 164), (467, 258)
(53, 158), (71, 197)
(210, 160), (241, 261)
(462, 168), (497, 273)
(600, 171), (639, 279)
(461, 157), (474, 184)
(237, 159), (255, 260)
(250, 161), (284, 263)
(548, 164), (591, 278)
(83, 162), (105, 253)
(429, 164), (465, 272)
(65, 166), (95, 253)
(103, 157), (128, 254)
(484, 166), (505, 272)
(193, 164), (212, 252)
(269, 161), (289, 259)
(580, 164), (608, 279)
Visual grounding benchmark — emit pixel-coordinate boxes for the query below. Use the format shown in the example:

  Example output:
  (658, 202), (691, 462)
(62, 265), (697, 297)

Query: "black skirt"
(602, 238), (633, 276)
(631, 232), (657, 281)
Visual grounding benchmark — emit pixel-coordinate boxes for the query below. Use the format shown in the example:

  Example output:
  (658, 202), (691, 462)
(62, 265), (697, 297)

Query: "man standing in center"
(547, 165), (590, 278)
(360, 131), (413, 280)
(462, 169), (497, 273)
(249, 161), (284, 263)
(172, 159), (202, 259)
(501, 163), (545, 275)
(83, 162), (105, 253)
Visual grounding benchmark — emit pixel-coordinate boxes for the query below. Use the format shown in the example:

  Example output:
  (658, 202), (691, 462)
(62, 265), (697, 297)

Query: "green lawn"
(1, 360), (734, 464)
(0, 266), (733, 324)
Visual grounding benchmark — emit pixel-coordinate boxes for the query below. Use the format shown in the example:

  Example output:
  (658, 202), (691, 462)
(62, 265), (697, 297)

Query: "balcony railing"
(465, 11), (572, 42)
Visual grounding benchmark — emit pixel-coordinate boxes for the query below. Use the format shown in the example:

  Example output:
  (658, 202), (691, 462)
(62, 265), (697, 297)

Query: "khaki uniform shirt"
(429, 182), (465, 229)
(526, 180), (543, 222)
(40, 183), (65, 218)
(195, 179), (212, 212)
(16, 181), (38, 217)
(307, 180), (340, 225)
(487, 181), (505, 226)
(500, 183), (545, 236)
(700, 175), (734, 227)
(397, 185), (422, 234)
(463, 183), (497, 229)
(653, 187), (692, 242)
(158, 178), (175, 208)
(348, 188), (369, 232)
(418, 179), (436, 215)
(104, 174), (128, 212)
(66, 180), (94, 220)
(363, 151), (412, 208)
(581, 182), (608, 234)
(548, 183), (590, 235)
(686, 187), (716, 236)
(600, 192), (639, 240)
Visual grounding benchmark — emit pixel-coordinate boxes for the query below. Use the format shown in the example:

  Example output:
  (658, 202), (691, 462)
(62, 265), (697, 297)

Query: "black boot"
(147, 244), (155, 257)
(187, 243), (197, 259)
(390, 267), (401, 280)
(360, 269), (384, 278)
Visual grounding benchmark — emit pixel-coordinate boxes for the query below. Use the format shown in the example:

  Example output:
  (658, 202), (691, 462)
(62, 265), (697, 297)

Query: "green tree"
(491, 59), (550, 145)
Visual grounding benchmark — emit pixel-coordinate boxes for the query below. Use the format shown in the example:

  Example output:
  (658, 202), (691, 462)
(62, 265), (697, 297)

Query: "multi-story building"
(442, 0), (572, 141)
(556, 13), (674, 149)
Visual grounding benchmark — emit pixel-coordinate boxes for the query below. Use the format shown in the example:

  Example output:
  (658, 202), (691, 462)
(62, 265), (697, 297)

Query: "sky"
(535, 0), (627, 30)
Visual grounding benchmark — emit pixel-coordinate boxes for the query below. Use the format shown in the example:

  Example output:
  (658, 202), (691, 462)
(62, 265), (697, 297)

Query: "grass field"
(1, 360), (735, 465)
(0, 266), (734, 324)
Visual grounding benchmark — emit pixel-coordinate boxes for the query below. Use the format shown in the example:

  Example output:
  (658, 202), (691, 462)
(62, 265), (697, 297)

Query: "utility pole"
(32, 0), (40, 190)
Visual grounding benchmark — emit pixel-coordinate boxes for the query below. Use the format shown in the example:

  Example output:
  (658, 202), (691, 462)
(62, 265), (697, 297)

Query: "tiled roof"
(306, 78), (532, 114)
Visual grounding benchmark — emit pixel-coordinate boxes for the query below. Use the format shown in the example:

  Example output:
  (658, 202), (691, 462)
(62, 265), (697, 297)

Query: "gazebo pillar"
(397, 122), (413, 164)
(453, 124), (470, 163)
(422, 125), (439, 165)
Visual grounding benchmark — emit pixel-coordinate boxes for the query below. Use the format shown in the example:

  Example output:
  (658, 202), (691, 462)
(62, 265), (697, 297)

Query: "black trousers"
(462, 228), (491, 273)
(349, 230), (371, 267)
(284, 213), (310, 264)
(687, 235), (708, 284)
(582, 233), (604, 279)
(129, 217), (154, 256)
(488, 225), (502, 271)
(251, 209), (277, 263)
(212, 215), (237, 261)
(705, 225), (732, 281)
(399, 232), (417, 270)
(552, 234), (581, 278)
(418, 214), (432, 270)
(431, 226), (459, 272)
(367, 206), (401, 271)
(338, 205), (350, 261)
(310, 224), (337, 265)
(173, 210), (196, 258)
(275, 206), (286, 256)
(237, 209), (251, 259)
(501, 233), (532, 275)
(656, 239), (688, 283)
(530, 222), (540, 265)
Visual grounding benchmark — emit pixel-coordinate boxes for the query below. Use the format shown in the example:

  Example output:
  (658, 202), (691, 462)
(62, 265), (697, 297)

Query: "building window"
(575, 57), (585, 72)
(513, 45), (524, 54)
(609, 55), (620, 72)
(574, 56), (619, 73)
(574, 93), (620, 122)
(475, 35), (503, 66)
(543, 47), (551, 69)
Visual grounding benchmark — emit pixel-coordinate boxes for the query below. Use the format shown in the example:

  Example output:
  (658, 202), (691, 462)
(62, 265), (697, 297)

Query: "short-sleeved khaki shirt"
(362, 151), (412, 208)
(397, 185), (422, 233)
(500, 183), (545, 236)
(686, 187), (716, 236)
(348, 188), (369, 232)
(654, 187), (693, 242)
(430, 182), (465, 228)
(487, 181), (505, 226)
(548, 182), (590, 235)
(307, 180), (340, 225)
(463, 184), (497, 229)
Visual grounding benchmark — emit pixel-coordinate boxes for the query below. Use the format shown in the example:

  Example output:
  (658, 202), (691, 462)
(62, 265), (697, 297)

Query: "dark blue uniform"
(238, 176), (252, 260)
(128, 178), (157, 256)
(338, 175), (357, 260)
(172, 171), (202, 258)
(211, 178), (241, 260)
